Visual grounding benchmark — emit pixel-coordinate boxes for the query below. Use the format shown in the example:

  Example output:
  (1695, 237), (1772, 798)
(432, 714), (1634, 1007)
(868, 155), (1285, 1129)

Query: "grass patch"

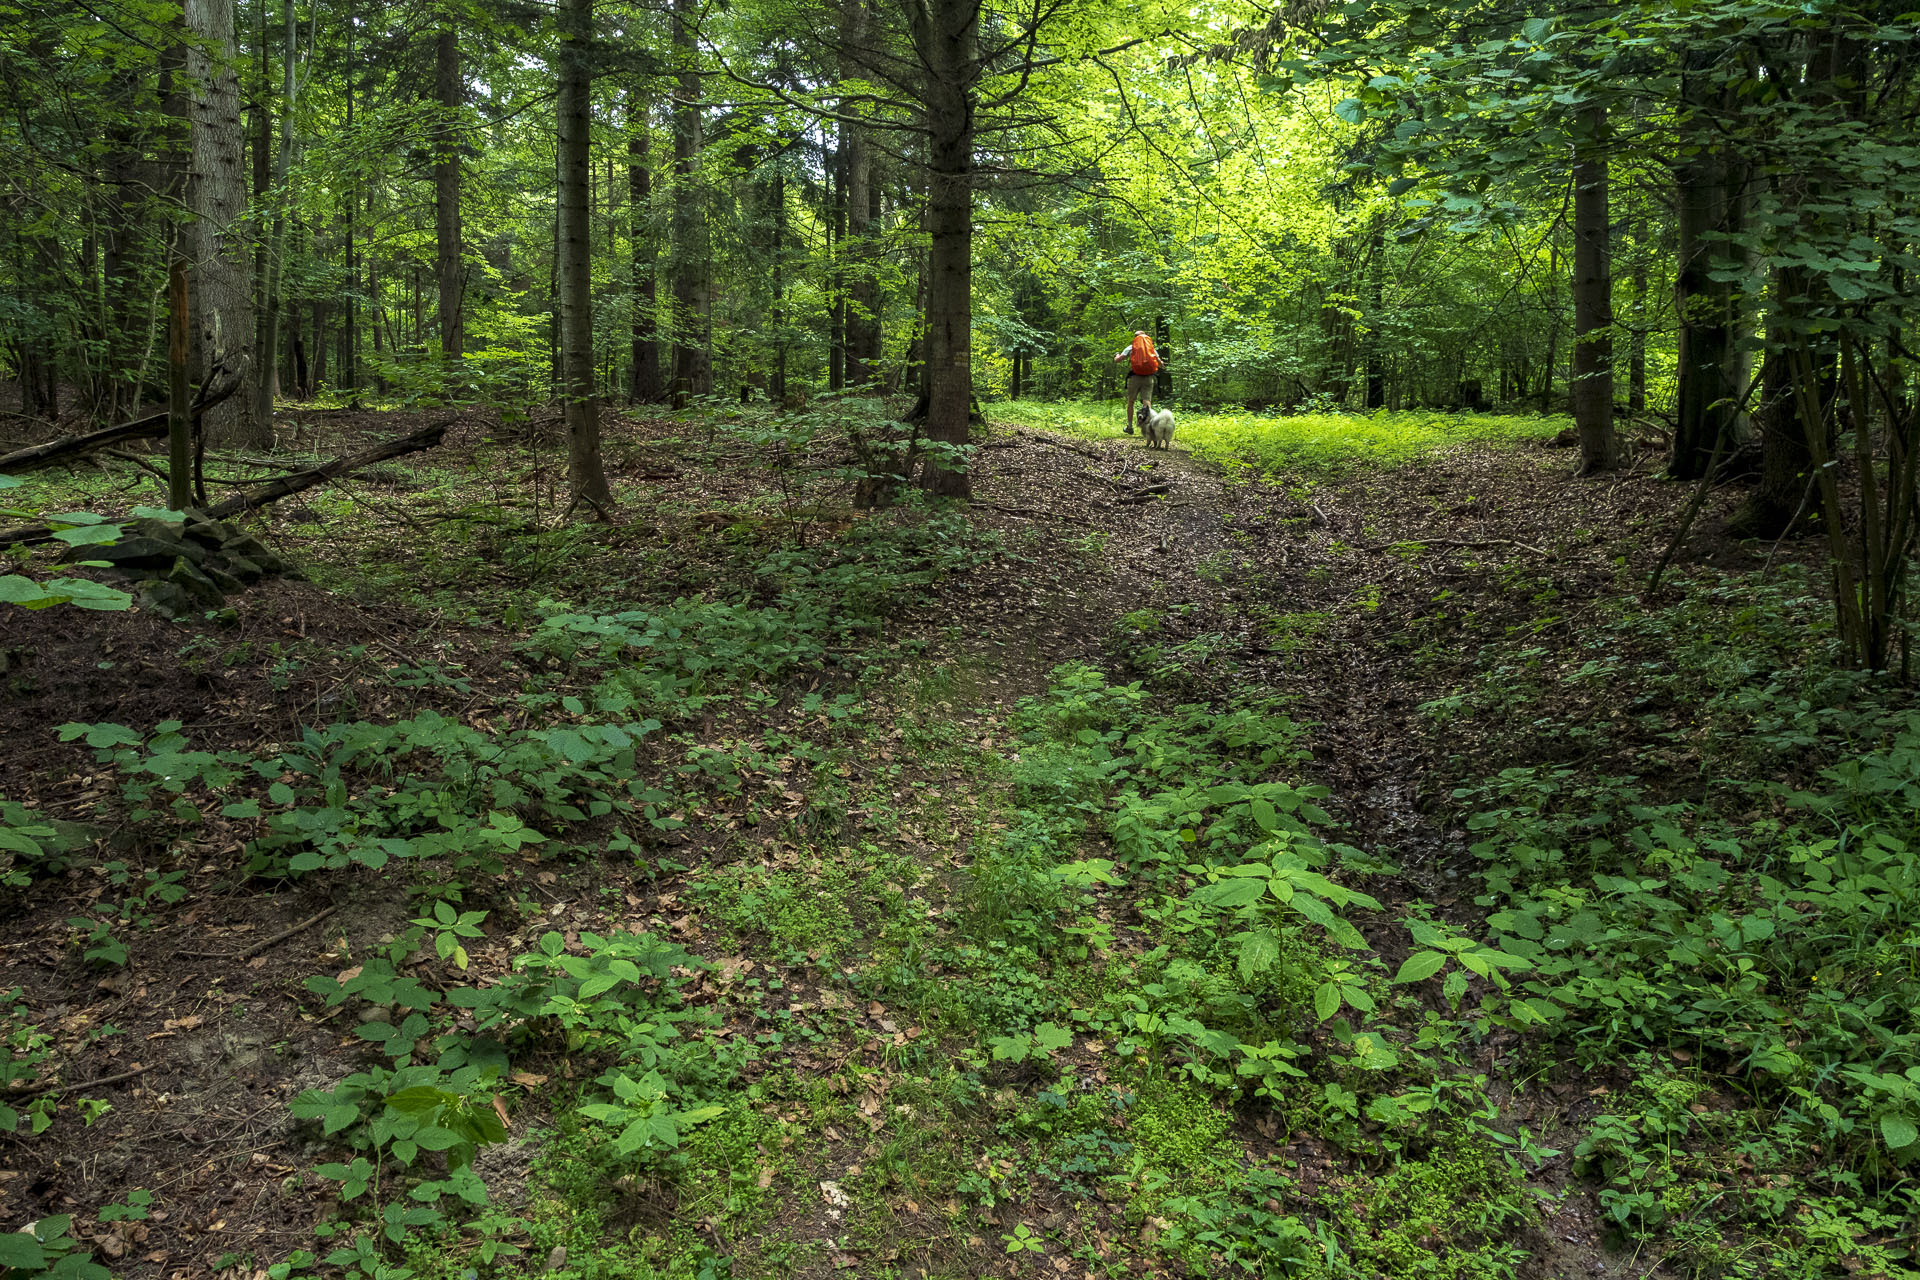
(989, 398), (1569, 475)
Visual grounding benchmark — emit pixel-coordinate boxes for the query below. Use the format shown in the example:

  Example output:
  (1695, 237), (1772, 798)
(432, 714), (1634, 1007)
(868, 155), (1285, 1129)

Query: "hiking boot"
(1124, 424), (1135, 434)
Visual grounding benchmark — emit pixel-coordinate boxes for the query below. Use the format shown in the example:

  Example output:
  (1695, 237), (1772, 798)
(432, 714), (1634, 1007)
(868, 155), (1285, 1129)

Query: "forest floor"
(2, 403), (1912, 1280)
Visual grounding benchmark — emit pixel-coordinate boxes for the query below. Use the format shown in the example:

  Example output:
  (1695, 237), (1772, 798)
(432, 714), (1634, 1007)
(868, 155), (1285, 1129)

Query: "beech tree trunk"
(1571, 104), (1619, 474)
(669, 0), (710, 401)
(627, 92), (664, 403)
(434, 20), (464, 363)
(254, 0), (300, 434)
(558, 0), (609, 513)
(187, 0), (262, 445)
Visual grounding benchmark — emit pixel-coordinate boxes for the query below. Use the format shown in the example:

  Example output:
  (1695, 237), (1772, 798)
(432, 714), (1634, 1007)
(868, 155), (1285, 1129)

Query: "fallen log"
(0, 366), (244, 475)
(0, 418), (450, 550)
(202, 419), (450, 519)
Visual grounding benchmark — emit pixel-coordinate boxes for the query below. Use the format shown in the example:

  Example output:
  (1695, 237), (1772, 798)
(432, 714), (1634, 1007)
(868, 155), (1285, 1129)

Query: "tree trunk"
(669, 0), (710, 401)
(842, 0), (878, 389)
(771, 165), (788, 403)
(1671, 52), (1750, 480)
(558, 0), (610, 513)
(627, 92), (664, 403)
(341, 2), (357, 393)
(911, 0), (976, 498)
(434, 20), (464, 364)
(187, 0), (261, 445)
(828, 137), (845, 392)
(1364, 212), (1386, 409)
(1154, 314), (1172, 401)
(1571, 104), (1619, 473)
(254, 0), (298, 435)
(1628, 220), (1647, 413)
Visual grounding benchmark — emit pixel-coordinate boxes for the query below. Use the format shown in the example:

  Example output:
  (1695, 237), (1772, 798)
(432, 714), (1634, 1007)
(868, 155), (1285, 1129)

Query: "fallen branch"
(1019, 431), (1106, 462)
(175, 903), (338, 961)
(1114, 483), (1173, 505)
(202, 420), (451, 520)
(14, 1063), (150, 1099)
(0, 365), (244, 474)
(1359, 535), (1548, 557)
(973, 501), (1093, 526)
(0, 419), (451, 550)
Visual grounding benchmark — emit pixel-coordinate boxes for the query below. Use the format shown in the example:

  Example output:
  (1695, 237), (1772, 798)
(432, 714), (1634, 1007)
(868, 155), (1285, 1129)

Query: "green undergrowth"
(1422, 566), (1920, 1276)
(888, 663), (1551, 1279)
(990, 399), (1568, 476)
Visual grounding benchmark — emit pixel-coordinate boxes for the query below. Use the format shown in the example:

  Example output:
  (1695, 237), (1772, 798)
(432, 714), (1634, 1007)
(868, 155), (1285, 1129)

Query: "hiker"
(1113, 332), (1165, 434)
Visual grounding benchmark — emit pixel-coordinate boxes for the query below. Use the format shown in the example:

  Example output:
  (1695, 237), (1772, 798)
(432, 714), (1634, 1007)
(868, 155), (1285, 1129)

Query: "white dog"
(1137, 403), (1175, 450)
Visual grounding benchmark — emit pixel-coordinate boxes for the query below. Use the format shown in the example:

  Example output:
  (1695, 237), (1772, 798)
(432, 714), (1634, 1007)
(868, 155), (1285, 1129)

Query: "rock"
(221, 533), (273, 563)
(184, 518), (238, 548)
(167, 555), (224, 605)
(133, 579), (196, 618)
(128, 516), (186, 541)
(202, 564), (246, 594)
(59, 535), (201, 569)
(222, 554), (267, 584)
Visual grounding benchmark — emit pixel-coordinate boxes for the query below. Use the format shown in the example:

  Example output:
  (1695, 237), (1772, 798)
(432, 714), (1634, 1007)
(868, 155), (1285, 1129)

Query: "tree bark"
(1628, 219), (1647, 413)
(1571, 104), (1619, 473)
(434, 20), (464, 364)
(1364, 212), (1386, 409)
(910, 0), (977, 498)
(1671, 50), (1750, 480)
(187, 0), (261, 446)
(668, 0), (710, 401)
(627, 92), (664, 403)
(254, 0), (300, 434)
(557, 0), (610, 514)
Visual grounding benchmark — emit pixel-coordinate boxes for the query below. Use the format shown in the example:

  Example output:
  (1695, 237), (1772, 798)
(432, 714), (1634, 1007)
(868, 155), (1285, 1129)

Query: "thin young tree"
(434, 6), (465, 366)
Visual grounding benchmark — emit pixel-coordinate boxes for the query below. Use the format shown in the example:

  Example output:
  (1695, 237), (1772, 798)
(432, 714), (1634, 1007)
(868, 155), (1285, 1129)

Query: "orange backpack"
(1129, 333), (1160, 376)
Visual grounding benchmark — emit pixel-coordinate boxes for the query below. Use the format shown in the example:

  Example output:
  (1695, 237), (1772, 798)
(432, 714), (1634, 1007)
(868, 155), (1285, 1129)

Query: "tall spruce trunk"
(627, 93), (663, 402)
(668, 0), (710, 401)
(1571, 104), (1619, 473)
(911, 0), (976, 498)
(187, 0), (262, 445)
(557, 0), (609, 513)
(434, 20), (464, 364)
(1671, 51), (1750, 480)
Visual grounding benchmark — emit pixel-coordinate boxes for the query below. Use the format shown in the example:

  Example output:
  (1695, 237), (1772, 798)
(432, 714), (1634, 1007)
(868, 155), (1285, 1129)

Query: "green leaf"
(1881, 1113), (1918, 1150)
(1333, 97), (1366, 124)
(1313, 981), (1341, 1021)
(1236, 930), (1281, 982)
(0, 1233), (48, 1269)
(1190, 878), (1266, 908)
(51, 523), (124, 546)
(411, 1126), (465, 1152)
(1392, 951), (1449, 984)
